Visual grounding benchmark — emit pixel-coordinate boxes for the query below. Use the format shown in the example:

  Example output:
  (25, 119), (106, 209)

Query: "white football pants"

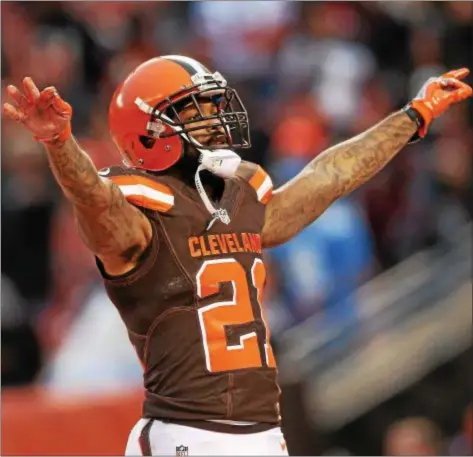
(125, 418), (288, 456)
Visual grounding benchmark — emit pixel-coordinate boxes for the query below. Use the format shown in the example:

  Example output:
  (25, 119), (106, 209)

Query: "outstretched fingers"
(442, 68), (470, 80)
(3, 102), (27, 122)
(6, 85), (29, 110)
(22, 77), (40, 103)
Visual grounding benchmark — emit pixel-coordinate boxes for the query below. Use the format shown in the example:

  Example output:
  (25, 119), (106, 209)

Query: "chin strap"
(194, 164), (230, 230)
(194, 148), (242, 229)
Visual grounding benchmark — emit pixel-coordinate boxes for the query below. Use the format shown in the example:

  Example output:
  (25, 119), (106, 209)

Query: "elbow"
(261, 232), (277, 249)
(261, 195), (298, 248)
(261, 224), (293, 249)
(262, 237), (285, 250)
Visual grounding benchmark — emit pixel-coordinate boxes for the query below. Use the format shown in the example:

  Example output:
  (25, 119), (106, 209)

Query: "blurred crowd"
(1, 2), (472, 455)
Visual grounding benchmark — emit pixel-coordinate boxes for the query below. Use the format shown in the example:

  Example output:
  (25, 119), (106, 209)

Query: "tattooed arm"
(3, 79), (152, 275)
(261, 68), (472, 248)
(261, 111), (417, 248)
(45, 135), (152, 275)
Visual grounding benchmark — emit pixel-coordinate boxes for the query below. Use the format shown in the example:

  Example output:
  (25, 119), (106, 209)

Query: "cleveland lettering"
(188, 233), (262, 258)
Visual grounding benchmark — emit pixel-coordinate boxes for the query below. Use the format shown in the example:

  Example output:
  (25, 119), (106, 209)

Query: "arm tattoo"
(262, 110), (418, 248)
(45, 136), (150, 262)
(75, 182), (147, 261)
(45, 135), (107, 207)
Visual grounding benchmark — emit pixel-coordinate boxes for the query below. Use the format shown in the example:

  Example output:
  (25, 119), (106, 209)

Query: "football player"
(3, 56), (471, 456)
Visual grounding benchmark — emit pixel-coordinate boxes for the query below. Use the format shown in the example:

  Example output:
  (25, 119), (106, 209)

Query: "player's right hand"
(3, 77), (72, 144)
(409, 68), (472, 138)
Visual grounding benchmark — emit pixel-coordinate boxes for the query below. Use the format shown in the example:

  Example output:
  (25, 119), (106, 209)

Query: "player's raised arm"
(261, 68), (473, 248)
(3, 78), (152, 276)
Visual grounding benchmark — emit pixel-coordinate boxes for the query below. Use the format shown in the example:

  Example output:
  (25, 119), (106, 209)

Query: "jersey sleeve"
(238, 161), (274, 205)
(99, 166), (175, 213)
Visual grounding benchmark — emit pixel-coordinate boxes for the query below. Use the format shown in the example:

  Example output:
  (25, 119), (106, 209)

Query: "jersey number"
(196, 258), (276, 372)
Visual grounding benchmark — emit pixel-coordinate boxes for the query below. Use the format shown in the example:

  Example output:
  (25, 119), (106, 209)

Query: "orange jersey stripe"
(109, 175), (173, 197)
(260, 188), (273, 205)
(249, 166), (267, 192)
(125, 195), (173, 212)
(109, 175), (174, 213)
(249, 166), (273, 204)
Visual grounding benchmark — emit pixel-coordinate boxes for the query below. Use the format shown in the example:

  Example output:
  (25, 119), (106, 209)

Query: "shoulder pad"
(238, 161), (273, 205)
(99, 166), (174, 213)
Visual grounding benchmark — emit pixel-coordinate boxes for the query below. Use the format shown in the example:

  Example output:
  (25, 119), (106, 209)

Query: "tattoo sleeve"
(45, 136), (151, 266)
(45, 135), (108, 207)
(262, 110), (418, 248)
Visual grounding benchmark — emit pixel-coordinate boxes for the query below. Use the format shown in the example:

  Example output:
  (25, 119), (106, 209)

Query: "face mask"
(136, 97), (242, 228)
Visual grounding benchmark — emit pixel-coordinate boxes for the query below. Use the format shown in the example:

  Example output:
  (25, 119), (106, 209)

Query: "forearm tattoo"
(262, 111), (418, 247)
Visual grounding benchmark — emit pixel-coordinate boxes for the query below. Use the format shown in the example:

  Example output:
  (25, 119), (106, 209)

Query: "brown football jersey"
(95, 161), (280, 427)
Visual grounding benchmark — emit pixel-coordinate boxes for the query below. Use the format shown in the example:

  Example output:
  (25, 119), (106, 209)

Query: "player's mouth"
(205, 132), (228, 147)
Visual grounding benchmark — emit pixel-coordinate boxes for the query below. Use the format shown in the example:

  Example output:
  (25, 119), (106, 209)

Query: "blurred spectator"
(191, 1), (296, 82)
(383, 417), (444, 456)
(463, 405), (473, 455)
(43, 285), (142, 394)
(442, 3), (473, 71)
(270, 94), (330, 160)
(1, 275), (43, 386)
(277, 3), (377, 133)
(1, 124), (58, 312)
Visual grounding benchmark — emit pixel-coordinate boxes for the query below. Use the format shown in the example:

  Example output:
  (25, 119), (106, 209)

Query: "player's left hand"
(408, 68), (472, 138)
(3, 77), (72, 144)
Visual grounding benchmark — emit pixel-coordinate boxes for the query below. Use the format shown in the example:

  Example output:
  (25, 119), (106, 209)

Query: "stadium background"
(1, 1), (471, 455)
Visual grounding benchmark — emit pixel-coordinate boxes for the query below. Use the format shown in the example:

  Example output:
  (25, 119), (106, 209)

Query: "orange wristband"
(36, 123), (72, 145)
